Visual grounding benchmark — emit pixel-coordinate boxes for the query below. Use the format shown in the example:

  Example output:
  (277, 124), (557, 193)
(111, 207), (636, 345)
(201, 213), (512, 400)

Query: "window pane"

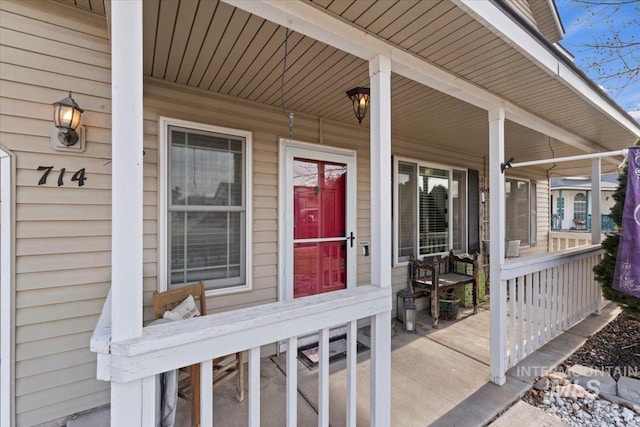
(574, 193), (587, 220)
(398, 162), (416, 259)
(419, 167), (449, 255)
(169, 127), (244, 207)
(506, 179), (529, 245)
(169, 211), (243, 288)
(452, 170), (467, 252)
(293, 159), (346, 240)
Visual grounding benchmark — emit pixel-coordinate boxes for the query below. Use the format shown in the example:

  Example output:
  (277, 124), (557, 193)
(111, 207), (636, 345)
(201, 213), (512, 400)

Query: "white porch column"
(591, 159), (602, 244)
(489, 107), (507, 385)
(369, 54), (391, 427)
(111, 0), (146, 425)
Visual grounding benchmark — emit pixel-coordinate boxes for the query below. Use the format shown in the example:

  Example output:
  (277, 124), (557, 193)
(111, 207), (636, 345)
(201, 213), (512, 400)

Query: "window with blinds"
(395, 158), (467, 262)
(167, 125), (247, 290)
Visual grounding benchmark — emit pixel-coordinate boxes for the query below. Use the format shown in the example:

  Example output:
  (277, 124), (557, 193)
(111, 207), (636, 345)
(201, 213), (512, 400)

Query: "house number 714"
(37, 166), (87, 187)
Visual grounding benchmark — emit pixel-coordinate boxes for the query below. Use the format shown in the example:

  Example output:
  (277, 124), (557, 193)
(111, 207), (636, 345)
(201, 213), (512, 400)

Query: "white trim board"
(0, 147), (15, 427)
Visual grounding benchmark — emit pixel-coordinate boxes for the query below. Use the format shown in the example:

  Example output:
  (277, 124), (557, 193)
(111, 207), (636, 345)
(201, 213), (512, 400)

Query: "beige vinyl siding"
(519, 179), (550, 256)
(504, 0), (539, 31)
(0, 0), (111, 425)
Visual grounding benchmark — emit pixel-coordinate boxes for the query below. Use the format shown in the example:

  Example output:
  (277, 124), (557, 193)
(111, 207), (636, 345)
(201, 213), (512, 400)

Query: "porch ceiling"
(69, 0), (639, 176)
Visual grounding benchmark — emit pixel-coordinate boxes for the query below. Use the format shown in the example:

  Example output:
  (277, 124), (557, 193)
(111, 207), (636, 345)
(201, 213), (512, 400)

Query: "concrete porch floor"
(67, 302), (621, 427)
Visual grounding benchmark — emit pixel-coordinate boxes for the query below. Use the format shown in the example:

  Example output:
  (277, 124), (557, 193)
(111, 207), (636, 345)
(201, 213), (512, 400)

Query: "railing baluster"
(346, 321), (357, 427)
(509, 278), (516, 365)
(249, 346), (261, 427)
(286, 337), (298, 427)
(533, 271), (540, 349)
(517, 276), (524, 360)
(542, 269), (550, 344)
(525, 273), (532, 354)
(564, 263), (570, 329)
(200, 359), (213, 427)
(552, 266), (559, 337)
(319, 328), (330, 427)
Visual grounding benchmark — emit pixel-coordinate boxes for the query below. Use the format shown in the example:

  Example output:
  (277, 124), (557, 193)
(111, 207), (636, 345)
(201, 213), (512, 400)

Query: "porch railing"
(91, 285), (391, 426)
(548, 231), (607, 251)
(499, 245), (604, 368)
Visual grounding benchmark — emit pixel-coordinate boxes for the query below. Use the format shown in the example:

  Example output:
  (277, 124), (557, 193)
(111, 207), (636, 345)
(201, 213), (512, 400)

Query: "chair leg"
(236, 352), (245, 401)
(191, 364), (201, 427)
(431, 292), (439, 329)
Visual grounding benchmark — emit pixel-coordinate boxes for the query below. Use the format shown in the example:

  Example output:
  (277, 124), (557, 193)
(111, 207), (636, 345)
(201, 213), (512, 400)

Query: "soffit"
(55, 0), (106, 15)
(58, 0), (635, 175)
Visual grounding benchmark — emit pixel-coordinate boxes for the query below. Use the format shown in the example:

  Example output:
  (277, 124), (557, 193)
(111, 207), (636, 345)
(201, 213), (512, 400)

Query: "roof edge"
(474, 0), (640, 135)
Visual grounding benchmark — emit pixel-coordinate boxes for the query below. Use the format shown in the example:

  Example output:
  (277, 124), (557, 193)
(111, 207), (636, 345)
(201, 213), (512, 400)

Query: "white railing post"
(591, 158), (602, 244)
(369, 54), (392, 426)
(110, 0), (145, 425)
(489, 107), (507, 385)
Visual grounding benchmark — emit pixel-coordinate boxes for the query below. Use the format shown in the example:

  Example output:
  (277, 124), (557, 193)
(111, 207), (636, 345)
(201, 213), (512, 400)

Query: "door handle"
(347, 232), (355, 247)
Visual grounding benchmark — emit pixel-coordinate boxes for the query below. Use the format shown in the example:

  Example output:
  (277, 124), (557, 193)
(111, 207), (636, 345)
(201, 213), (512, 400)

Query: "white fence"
(91, 285), (391, 426)
(500, 245), (604, 368)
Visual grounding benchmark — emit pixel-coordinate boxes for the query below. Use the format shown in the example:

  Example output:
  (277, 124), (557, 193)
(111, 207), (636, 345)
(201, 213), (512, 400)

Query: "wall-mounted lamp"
(52, 92), (84, 146)
(500, 156), (515, 173)
(346, 87), (370, 124)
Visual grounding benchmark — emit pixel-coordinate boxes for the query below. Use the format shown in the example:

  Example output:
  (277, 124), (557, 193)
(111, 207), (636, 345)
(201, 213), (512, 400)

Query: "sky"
(554, 0), (640, 121)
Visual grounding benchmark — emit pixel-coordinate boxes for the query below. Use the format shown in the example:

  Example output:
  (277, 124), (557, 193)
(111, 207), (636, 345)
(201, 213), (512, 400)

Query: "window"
(574, 193), (587, 222)
(394, 158), (467, 263)
(505, 177), (536, 246)
(161, 118), (251, 293)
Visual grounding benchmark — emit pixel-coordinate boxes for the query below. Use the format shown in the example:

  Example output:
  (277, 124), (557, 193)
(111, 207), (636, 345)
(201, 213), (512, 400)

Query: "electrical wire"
(546, 137), (558, 178)
(280, 28), (294, 140)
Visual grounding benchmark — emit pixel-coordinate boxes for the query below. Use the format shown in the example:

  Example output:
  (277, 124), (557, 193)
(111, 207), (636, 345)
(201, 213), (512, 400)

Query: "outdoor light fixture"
(346, 87), (370, 124)
(52, 92), (84, 146)
(500, 156), (515, 173)
(397, 287), (417, 333)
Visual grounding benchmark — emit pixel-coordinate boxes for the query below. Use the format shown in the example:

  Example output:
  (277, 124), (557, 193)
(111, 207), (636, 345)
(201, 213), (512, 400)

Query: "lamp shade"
(53, 92), (83, 131)
(346, 87), (370, 124)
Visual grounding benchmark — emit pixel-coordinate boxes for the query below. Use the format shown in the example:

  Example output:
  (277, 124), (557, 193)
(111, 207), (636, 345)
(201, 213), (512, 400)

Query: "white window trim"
(0, 147), (14, 427)
(505, 175), (535, 248)
(158, 117), (252, 295)
(392, 156), (468, 266)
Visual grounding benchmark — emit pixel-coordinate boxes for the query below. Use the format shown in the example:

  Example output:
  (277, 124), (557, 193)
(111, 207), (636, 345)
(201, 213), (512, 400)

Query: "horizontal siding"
(0, 0), (112, 425)
(504, 0), (539, 31)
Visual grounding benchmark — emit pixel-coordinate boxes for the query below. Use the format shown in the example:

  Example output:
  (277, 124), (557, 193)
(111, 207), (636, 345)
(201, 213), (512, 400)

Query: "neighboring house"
(1, 1), (639, 426)
(550, 173), (619, 231)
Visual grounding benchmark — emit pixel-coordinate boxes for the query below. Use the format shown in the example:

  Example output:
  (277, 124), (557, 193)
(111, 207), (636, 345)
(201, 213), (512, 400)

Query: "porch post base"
(490, 374), (507, 386)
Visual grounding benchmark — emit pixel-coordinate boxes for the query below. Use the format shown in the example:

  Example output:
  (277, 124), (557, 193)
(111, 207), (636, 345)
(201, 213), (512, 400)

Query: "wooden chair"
(152, 281), (244, 427)
(409, 250), (479, 328)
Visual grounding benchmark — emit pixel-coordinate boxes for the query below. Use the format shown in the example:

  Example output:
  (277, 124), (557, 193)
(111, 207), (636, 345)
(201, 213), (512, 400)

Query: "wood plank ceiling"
(59, 0), (639, 176)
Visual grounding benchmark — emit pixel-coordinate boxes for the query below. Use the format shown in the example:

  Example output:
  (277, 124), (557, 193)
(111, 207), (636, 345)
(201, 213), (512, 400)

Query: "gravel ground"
(522, 311), (640, 426)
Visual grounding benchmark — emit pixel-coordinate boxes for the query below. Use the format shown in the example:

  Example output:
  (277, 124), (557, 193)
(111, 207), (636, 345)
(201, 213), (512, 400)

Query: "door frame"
(278, 138), (357, 302)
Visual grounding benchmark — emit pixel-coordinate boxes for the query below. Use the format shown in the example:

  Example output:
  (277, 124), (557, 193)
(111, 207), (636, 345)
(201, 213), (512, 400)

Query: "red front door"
(293, 158), (347, 297)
